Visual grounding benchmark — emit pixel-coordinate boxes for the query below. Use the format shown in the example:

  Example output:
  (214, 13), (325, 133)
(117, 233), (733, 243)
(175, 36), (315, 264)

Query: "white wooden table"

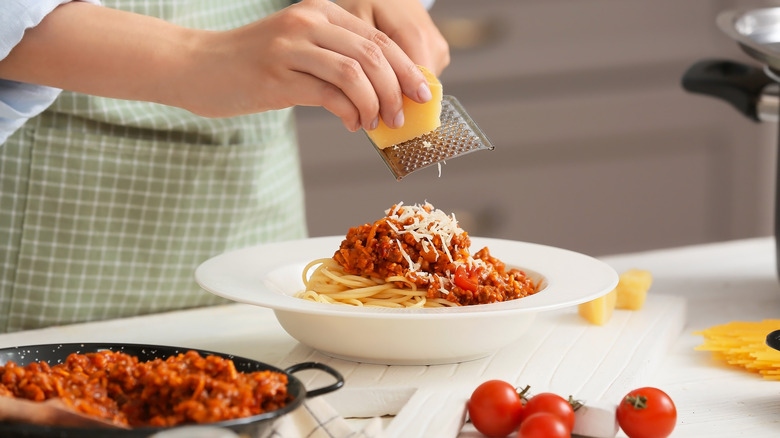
(1, 237), (778, 437)
(596, 237), (780, 437)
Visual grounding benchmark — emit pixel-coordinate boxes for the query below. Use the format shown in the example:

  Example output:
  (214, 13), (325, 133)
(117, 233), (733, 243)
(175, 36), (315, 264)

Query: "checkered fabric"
(263, 397), (383, 438)
(150, 398), (384, 438)
(0, 0), (307, 333)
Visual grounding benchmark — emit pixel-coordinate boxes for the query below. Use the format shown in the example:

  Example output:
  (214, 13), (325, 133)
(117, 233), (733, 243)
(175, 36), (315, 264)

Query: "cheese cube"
(615, 269), (653, 310)
(573, 401), (619, 438)
(365, 65), (443, 149)
(578, 288), (618, 326)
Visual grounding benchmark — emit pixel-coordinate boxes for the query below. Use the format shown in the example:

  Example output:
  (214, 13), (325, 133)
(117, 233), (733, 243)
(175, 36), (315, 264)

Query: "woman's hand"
(0, 0), (444, 132)
(335, 0), (450, 76)
(184, 0), (437, 131)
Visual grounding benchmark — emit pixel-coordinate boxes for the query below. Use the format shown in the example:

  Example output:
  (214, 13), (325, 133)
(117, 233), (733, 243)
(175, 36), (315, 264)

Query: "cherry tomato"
(516, 412), (570, 438)
(616, 387), (677, 438)
(520, 392), (575, 432)
(454, 265), (479, 292)
(468, 380), (523, 437)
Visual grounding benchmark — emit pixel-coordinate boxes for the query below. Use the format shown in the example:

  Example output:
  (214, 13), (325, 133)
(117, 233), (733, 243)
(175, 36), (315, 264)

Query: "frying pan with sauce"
(0, 343), (343, 438)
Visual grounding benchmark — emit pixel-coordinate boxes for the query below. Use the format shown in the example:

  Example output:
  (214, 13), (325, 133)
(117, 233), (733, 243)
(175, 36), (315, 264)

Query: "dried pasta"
(694, 320), (780, 380)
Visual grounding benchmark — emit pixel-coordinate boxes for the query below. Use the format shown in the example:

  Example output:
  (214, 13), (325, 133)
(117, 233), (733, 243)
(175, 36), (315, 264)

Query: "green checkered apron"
(0, 0), (306, 333)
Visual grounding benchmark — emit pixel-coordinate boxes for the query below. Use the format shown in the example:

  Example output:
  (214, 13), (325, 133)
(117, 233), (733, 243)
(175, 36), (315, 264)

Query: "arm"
(0, 0), (432, 132)
(0, 0), (100, 144)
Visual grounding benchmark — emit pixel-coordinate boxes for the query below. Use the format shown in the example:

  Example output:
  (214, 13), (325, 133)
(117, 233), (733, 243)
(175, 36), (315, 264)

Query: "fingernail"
(418, 83), (432, 102)
(369, 117), (379, 131)
(393, 110), (404, 128)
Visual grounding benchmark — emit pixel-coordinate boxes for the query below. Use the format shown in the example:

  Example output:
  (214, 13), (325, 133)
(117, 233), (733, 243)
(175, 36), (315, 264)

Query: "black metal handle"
(766, 329), (780, 352)
(681, 59), (773, 122)
(285, 362), (345, 398)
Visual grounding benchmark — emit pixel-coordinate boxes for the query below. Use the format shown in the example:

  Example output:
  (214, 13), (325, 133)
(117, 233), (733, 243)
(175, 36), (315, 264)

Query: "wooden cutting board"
(278, 294), (686, 437)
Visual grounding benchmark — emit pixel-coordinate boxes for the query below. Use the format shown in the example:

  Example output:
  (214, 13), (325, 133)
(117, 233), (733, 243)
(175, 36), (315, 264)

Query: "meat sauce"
(333, 203), (537, 305)
(0, 350), (289, 427)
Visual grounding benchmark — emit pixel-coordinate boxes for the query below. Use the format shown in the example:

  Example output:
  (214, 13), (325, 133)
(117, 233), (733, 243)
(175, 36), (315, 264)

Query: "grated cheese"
(420, 239), (431, 254)
(396, 239), (421, 272)
(386, 220), (399, 234)
(384, 202), (469, 271)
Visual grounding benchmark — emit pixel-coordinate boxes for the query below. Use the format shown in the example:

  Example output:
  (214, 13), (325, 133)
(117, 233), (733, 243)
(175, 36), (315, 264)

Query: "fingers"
(323, 2), (432, 105)
(302, 24), (398, 131)
(386, 25), (450, 77)
(365, 0), (450, 76)
(289, 0), (430, 130)
(283, 71), (363, 132)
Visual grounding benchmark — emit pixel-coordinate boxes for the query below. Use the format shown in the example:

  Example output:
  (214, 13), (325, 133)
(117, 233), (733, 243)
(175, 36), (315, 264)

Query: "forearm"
(0, 0), (436, 130)
(0, 1), (202, 109)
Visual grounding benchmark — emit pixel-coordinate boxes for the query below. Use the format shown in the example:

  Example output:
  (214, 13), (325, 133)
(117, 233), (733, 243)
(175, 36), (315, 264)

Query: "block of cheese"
(578, 288), (618, 326)
(572, 401), (619, 438)
(615, 269), (653, 310)
(366, 65), (443, 149)
(578, 269), (653, 325)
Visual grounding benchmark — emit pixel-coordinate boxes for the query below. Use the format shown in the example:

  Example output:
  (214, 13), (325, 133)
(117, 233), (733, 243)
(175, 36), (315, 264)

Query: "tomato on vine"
(616, 387), (677, 438)
(520, 392), (576, 432)
(516, 412), (570, 438)
(467, 380), (524, 437)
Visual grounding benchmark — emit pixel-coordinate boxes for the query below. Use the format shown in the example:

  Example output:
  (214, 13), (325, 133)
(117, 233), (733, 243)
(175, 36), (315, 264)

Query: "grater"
(366, 95), (495, 180)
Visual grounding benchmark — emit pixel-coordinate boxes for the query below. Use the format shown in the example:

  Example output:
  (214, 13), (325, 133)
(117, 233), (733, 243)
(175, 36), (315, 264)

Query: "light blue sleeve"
(0, 0), (100, 145)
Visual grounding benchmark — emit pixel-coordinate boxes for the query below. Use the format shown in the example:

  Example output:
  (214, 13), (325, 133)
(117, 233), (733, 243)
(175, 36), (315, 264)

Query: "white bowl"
(195, 236), (618, 365)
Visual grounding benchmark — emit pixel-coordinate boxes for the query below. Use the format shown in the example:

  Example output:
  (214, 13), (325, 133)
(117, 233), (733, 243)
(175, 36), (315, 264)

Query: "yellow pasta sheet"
(695, 320), (780, 380)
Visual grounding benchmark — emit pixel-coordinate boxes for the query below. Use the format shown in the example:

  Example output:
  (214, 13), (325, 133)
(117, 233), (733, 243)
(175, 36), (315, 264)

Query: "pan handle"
(285, 362), (345, 398)
(766, 329), (780, 352)
(682, 59), (774, 122)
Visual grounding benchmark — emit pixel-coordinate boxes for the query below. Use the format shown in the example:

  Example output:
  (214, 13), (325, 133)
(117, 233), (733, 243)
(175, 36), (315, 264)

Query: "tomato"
(520, 392), (575, 432)
(616, 387), (677, 438)
(468, 380), (523, 437)
(516, 412), (570, 438)
(454, 265), (479, 292)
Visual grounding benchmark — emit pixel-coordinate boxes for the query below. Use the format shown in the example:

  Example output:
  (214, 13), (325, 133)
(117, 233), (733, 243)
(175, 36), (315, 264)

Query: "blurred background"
(295, 0), (780, 257)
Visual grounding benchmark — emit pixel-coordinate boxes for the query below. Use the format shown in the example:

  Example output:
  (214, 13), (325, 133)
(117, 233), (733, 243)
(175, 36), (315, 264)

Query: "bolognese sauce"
(0, 350), (289, 427)
(333, 203), (537, 306)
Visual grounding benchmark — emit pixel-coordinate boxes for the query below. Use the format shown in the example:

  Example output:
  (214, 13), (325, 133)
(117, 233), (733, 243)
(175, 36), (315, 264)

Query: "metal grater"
(366, 95), (495, 180)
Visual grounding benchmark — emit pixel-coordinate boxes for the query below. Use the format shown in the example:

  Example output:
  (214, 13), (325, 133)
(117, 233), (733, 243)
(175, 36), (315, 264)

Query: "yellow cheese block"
(578, 269), (654, 325)
(365, 65), (443, 149)
(578, 288), (618, 326)
(615, 269), (653, 310)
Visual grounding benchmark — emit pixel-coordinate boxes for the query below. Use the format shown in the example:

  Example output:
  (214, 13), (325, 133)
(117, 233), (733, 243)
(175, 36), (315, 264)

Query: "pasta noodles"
(295, 203), (538, 307)
(695, 320), (780, 380)
(298, 258), (458, 308)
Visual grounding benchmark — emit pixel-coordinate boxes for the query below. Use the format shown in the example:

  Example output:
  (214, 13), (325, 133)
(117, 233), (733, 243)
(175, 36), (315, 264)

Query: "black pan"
(0, 343), (344, 438)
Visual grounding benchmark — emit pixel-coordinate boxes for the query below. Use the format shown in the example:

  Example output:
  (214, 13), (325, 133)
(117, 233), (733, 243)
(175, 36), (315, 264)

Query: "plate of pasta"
(196, 203), (618, 365)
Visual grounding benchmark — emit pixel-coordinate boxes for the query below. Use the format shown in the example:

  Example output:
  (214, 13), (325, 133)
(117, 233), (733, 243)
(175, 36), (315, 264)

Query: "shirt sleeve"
(0, 0), (101, 145)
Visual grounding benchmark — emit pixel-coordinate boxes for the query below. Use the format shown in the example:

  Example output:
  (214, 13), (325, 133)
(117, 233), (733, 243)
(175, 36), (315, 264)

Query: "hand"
(335, 0), (450, 76)
(0, 0), (433, 132)
(181, 0), (435, 131)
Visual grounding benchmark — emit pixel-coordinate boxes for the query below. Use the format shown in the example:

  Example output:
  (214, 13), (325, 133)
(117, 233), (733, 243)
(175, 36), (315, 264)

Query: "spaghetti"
(296, 203), (538, 307)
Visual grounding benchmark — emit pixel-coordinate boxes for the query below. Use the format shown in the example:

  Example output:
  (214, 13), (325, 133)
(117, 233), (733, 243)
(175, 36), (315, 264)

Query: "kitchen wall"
(295, 0), (779, 257)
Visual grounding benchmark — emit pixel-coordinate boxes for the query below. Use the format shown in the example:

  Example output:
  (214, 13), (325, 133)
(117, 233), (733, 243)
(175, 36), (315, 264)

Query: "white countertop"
(596, 237), (780, 437)
(1, 237), (779, 437)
